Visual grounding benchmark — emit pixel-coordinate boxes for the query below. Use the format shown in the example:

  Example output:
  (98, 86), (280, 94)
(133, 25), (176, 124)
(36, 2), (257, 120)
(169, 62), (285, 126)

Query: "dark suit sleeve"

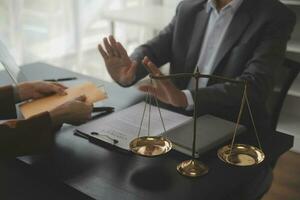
(0, 112), (54, 158)
(0, 85), (55, 157)
(0, 85), (17, 120)
(192, 10), (296, 123)
(126, 2), (183, 87)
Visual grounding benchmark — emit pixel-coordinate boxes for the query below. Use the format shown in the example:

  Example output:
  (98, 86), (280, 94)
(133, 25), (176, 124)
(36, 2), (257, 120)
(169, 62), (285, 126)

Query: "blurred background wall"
(0, 0), (181, 81)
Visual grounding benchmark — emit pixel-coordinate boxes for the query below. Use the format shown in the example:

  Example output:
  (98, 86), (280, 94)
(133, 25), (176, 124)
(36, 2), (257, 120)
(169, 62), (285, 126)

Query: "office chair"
(206, 58), (300, 200)
(267, 58), (300, 133)
(252, 58), (300, 200)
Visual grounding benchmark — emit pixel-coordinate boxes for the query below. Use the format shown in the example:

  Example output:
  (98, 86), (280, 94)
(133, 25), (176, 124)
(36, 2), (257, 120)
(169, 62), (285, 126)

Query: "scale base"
(177, 159), (209, 177)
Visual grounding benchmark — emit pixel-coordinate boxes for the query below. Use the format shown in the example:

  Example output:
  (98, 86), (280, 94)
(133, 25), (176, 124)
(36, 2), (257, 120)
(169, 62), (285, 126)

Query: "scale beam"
(130, 67), (265, 178)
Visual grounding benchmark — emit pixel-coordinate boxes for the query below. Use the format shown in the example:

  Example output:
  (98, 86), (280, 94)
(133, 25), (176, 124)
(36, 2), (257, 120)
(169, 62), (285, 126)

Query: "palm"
(142, 80), (179, 106)
(138, 57), (187, 108)
(105, 56), (132, 81)
(98, 36), (137, 85)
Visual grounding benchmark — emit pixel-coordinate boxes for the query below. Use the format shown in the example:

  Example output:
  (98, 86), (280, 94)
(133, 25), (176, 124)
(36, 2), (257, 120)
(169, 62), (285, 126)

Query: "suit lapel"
(212, 1), (252, 75)
(179, 5), (209, 88)
(184, 5), (209, 74)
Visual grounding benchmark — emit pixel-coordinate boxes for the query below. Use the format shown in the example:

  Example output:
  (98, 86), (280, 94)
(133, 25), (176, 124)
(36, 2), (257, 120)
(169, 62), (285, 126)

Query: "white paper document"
(77, 102), (192, 150)
(77, 102), (245, 156)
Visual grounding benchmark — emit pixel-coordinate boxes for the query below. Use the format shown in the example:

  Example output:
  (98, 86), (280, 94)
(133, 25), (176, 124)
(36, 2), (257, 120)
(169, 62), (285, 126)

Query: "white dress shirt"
(183, 0), (244, 110)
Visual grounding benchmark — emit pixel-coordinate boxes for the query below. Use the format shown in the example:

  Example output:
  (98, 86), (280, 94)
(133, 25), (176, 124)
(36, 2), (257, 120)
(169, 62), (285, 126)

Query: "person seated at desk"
(98, 0), (295, 137)
(0, 81), (92, 157)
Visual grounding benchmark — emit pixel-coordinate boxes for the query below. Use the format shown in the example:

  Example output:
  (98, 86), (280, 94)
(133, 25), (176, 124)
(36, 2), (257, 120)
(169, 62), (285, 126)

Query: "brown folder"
(20, 82), (107, 119)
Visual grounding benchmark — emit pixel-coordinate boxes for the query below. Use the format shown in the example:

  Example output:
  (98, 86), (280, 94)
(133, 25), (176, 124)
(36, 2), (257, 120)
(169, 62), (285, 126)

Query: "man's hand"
(49, 95), (93, 126)
(17, 81), (67, 102)
(98, 35), (138, 85)
(139, 57), (188, 108)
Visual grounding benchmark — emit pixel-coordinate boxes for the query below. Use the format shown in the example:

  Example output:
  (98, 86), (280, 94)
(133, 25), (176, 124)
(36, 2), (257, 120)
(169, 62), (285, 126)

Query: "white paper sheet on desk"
(77, 102), (192, 150)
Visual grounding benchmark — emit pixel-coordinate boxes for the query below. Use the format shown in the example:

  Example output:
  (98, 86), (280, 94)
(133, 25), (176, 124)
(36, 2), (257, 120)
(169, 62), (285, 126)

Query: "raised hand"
(138, 57), (188, 108)
(17, 81), (67, 102)
(98, 35), (138, 85)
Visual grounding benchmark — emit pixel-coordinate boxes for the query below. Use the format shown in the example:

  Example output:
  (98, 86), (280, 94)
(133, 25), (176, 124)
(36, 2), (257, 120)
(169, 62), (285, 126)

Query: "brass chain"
(229, 83), (247, 156)
(137, 93), (149, 138)
(244, 91), (263, 150)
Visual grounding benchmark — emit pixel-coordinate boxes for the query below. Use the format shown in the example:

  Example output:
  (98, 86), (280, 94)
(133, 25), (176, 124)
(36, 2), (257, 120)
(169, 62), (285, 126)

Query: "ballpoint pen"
(93, 107), (114, 113)
(44, 77), (77, 82)
(92, 107), (114, 120)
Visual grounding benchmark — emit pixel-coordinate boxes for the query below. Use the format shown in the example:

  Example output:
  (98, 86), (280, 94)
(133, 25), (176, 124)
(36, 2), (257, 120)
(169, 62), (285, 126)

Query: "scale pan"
(218, 144), (265, 166)
(130, 136), (172, 157)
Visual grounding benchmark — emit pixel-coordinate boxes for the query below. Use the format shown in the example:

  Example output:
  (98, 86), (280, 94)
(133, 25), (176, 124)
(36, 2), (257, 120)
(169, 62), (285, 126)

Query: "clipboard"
(73, 129), (130, 154)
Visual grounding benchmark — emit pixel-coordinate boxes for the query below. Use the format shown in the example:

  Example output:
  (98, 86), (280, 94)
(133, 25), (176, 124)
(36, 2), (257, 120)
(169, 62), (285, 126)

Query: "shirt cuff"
(182, 90), (194, 111)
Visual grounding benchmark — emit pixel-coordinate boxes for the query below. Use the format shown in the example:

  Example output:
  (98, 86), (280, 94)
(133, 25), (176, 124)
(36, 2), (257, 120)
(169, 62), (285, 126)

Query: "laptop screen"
(0, 40), (27, 84)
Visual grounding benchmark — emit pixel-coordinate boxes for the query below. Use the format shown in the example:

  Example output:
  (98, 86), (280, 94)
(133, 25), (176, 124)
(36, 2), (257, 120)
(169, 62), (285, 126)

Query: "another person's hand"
(138, 57), (188, 108)
(98, 35), (138, 85)
(49, 95), (93, 126)
(17, 81), (67, 102)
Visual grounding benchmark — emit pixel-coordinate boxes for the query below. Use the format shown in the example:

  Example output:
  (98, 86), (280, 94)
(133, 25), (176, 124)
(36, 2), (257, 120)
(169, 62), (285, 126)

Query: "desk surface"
(1, 63), (294, 200)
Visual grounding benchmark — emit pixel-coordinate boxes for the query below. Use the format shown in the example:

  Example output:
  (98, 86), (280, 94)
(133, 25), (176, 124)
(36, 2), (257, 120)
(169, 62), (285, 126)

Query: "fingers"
(142, 56), (161, 76)
(75, 95), (87, 102)
(51, 82), (68, 90)
(116, 41), (128, 58)
(103, 37), (114, 57)
(98, 44), (108, 60)
(49, 83), (67, 96)
(100, 36), (127, 59)
(87, 104), (93, 113)
(138, 85), (157, 96)
(50, 83), (68, 96)
(38, 82), (66, 97)
(108, 35), (121, 57)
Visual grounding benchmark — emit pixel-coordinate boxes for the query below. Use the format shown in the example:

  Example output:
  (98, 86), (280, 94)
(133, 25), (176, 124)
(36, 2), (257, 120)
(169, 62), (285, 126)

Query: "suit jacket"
(0, 86), (54, 158)
(130, 0), (296, 137)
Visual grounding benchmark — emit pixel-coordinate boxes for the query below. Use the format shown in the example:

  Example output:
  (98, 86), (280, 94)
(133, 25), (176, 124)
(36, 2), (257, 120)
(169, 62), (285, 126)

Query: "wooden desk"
(0, 63), (294, 200)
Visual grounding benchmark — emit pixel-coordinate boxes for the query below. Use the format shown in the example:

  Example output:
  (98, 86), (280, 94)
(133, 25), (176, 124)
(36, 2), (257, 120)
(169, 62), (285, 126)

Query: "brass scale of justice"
(129, 68), (265, 177)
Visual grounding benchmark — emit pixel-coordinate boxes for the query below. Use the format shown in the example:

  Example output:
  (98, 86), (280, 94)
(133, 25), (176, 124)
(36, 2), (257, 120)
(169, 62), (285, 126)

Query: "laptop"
(0, 40), (85, 88)
(0, 40), (28, 84)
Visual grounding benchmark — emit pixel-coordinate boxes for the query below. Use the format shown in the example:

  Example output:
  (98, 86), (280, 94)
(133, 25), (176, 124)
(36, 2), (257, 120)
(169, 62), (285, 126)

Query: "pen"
(73, 129), (119, 147)
(44, 77), (77, 82)
(93, 107), (114, 113)
(91, 107), (114, 120)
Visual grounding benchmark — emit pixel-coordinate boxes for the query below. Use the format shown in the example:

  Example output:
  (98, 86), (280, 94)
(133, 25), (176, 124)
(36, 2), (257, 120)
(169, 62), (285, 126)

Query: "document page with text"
(77, 102), (192, 150)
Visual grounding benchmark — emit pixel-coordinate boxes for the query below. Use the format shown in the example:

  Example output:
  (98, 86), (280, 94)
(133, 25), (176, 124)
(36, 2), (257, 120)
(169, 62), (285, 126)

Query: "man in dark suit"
(98, 0), (295, 198)
(98, 0), (296, 137)
(0, 81), (92, 157)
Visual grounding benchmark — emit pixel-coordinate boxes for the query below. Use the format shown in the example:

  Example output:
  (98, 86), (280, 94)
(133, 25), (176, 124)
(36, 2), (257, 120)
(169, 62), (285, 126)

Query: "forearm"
(129, 32), (174, 86)
(0, 112), (54, 158)
(127, 3), (182, 86)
